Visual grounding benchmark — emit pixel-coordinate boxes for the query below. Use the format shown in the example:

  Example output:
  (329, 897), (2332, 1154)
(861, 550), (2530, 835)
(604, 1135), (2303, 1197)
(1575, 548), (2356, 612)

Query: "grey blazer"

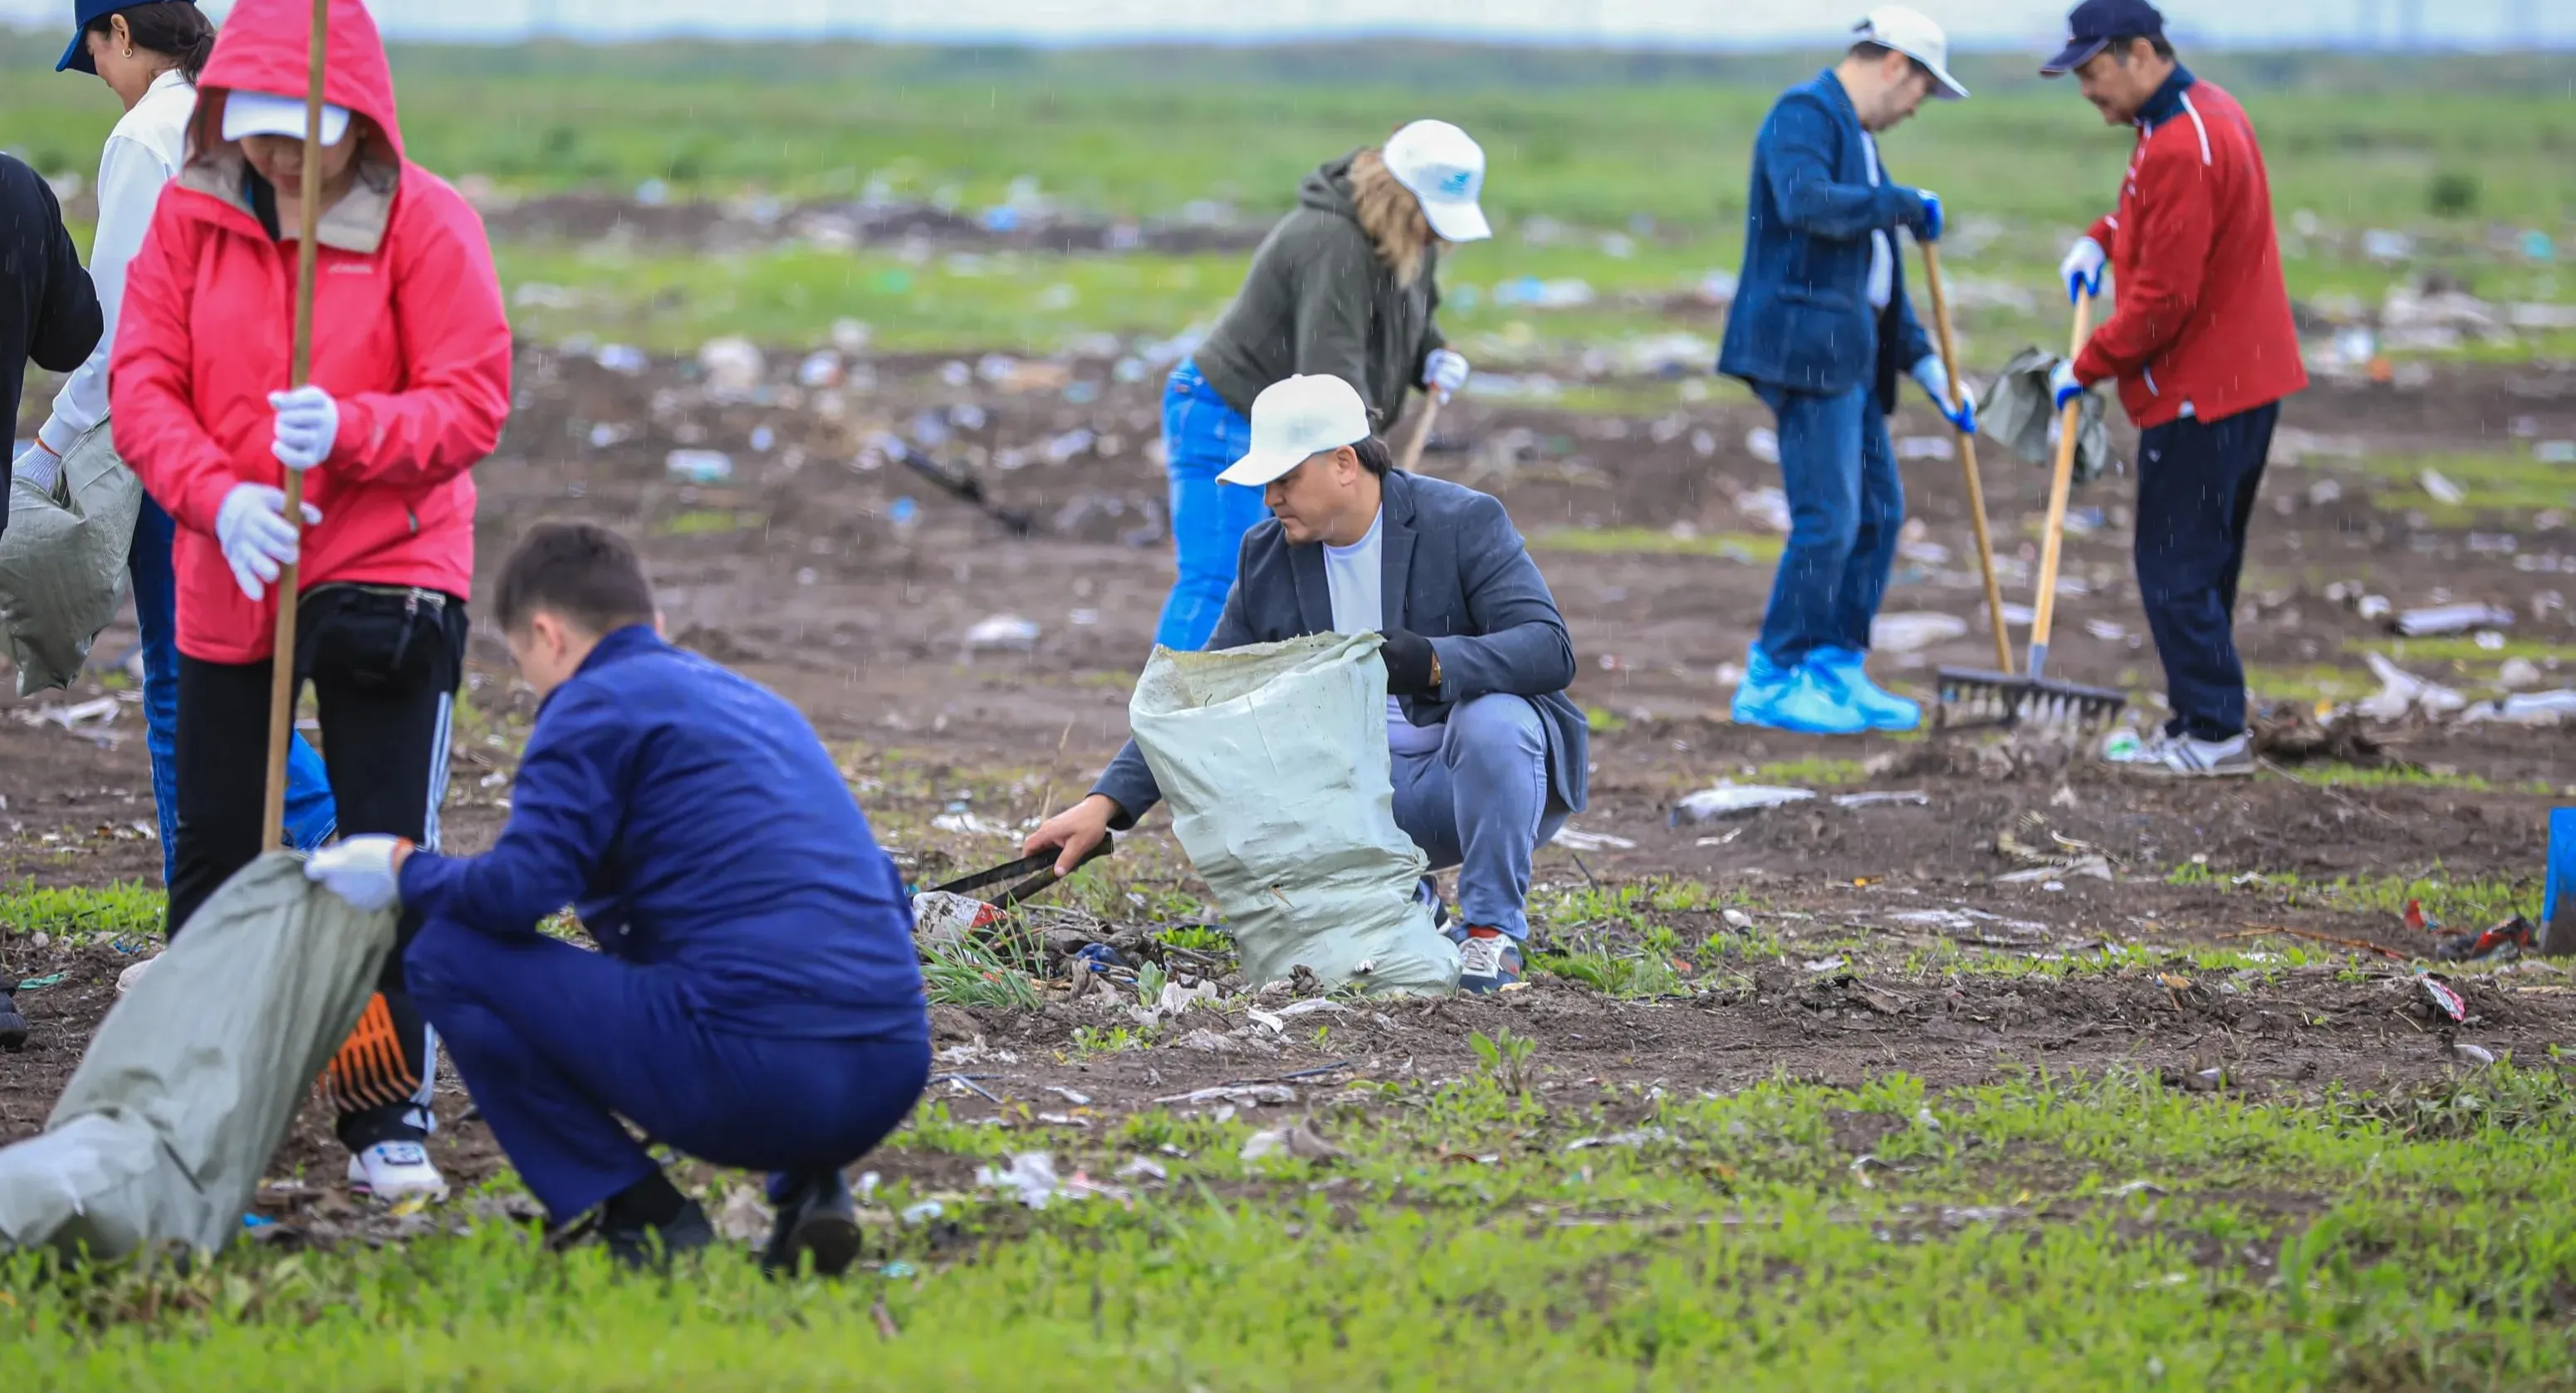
(1093, 469), (1589, 825)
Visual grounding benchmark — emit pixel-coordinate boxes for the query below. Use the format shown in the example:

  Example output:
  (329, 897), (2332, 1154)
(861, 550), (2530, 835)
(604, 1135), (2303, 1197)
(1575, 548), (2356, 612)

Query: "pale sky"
(0, 0), (2562, 47)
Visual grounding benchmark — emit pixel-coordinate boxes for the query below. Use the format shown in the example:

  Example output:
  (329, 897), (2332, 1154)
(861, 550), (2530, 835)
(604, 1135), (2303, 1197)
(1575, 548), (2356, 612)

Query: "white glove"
(2049, 360), (2085, 411)
(268, 385), (341, 472)
(2059, 237), (2107, 305)
(12, 441), (62, 495)
(305, 834), (409, 912)
(1423, 349), (1471, 401)
(214, 482), (322, 603)
(1911, 356), (1975, 434)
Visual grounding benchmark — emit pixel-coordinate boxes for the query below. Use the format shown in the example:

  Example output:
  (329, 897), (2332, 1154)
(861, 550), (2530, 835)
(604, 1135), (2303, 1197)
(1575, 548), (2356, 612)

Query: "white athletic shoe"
(2133, 732), (2255, 779)
(347, 1140), (449, 1202)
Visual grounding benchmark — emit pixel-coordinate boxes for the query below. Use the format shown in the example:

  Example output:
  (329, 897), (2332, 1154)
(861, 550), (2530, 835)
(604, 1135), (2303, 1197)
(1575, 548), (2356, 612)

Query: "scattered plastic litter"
(2361, 228), (2414, 261)
(929, 810), (1011, 838)
(1734, 484), (1791, 530)
(1072, 942), (1127, 974)
(2392, 603), (2513, 638)
(2453, 1042), (2498, 1066)
(664, 449), (734, 484)
(1551, 825), (1638, 853)
(2353, 652), (2466, 722)
(1239, 1121), (1344, 1163)
(2461, 690), (2576, 726)
(796, 349), (844, 389)
(593, 341), (645, 375)
(695, 336), (765, 397)
(1870, 612), (1969, 653)
(2417, 469), (2466, 506)
(1491, 276), (1595, 309)
(899, 1200), (944, 1224)
(909, 891), (1002, 948)
(2417, 976), (2467, 1024)
(962, 614), (1041, 654)
(2498, 658), (2543, 690)
(1672, 784), (1814, 824)
(1157, 1083), (1296, 1107)
(1831, 790), (1929, 809)
(1565, 1127), (1670, 1151)
(2434, 914), (2534, 962)
(1895, 436), (1954, 462)
(12, 974), (66, 991)
(975, 1151), (1126, 1208)
(1744, 428), (1781, 467)
(2535, 440), (2576, 466)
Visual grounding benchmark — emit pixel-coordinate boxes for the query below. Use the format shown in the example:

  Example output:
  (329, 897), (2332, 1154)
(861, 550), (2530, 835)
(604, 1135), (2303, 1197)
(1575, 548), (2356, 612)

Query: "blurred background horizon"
(0, 0), (2570, 48)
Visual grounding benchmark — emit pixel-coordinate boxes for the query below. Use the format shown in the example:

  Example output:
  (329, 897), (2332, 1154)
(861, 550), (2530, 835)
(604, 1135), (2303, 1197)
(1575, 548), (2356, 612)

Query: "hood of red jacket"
(192, 0), (404, 165)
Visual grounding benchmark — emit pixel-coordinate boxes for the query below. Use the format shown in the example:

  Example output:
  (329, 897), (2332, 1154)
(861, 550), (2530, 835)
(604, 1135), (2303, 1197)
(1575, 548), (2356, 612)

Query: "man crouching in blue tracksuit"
(302, 521), (928, 1274)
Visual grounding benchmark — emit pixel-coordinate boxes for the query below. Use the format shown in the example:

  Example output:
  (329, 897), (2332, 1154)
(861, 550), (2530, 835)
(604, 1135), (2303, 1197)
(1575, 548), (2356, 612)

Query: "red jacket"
(112, 0), (510, 664)
(2072, 73), (2306, 431)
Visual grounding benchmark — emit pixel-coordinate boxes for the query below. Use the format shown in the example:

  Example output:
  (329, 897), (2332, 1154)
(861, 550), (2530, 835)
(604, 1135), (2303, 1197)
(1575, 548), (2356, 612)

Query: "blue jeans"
(1390, 695), (1570, 941)
(406, 920), (932, 1223)
(2134, 402), (2277, 740)
(1153, 361), (1271, 652)
(1751, 383), (1903, 667)
(131, 496), (335, 882)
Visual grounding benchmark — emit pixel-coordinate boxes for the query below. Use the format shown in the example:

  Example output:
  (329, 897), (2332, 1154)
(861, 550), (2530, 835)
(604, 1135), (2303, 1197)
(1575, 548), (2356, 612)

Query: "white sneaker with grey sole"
(2133, 732), (2255, 778)
(348, 1140), (449, 1202)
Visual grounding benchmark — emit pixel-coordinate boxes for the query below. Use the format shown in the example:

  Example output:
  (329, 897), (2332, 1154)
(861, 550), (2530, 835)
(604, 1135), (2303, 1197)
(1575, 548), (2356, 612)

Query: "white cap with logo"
(1217, 374), (1373, 488)
(1383, 120), (1492, 245)
(223, 89), (354, 146)
(1855, 6), (1971, 100)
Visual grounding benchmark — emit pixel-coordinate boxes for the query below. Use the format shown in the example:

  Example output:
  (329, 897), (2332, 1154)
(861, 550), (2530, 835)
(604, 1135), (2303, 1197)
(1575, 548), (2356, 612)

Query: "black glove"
(1379, 628), (1438, 696)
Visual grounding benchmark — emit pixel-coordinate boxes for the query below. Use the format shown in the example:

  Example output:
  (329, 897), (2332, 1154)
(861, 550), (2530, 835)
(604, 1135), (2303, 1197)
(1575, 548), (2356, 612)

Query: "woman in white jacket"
(18, 0), (336, 873)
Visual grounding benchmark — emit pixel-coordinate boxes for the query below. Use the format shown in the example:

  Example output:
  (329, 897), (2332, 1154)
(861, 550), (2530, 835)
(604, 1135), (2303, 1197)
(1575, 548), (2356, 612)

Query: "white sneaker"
(348, 1141), (448, 1202)
(2135, 732), (2255, 779)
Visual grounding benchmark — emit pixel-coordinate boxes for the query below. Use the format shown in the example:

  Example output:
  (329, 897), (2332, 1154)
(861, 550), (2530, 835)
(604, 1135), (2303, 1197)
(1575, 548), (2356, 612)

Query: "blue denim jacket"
(1717, 70), (1937, 403)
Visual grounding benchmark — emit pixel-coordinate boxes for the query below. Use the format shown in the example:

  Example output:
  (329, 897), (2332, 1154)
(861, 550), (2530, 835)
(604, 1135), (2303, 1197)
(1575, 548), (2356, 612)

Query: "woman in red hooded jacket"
(110, 0), (511, 1204)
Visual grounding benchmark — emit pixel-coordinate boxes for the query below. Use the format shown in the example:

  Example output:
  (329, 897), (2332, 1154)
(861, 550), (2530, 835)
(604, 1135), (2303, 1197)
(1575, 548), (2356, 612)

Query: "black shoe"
(600, 1198), (715, 1272)
(762, 1170), (863, 1278)
(0, 993), (24, 1052)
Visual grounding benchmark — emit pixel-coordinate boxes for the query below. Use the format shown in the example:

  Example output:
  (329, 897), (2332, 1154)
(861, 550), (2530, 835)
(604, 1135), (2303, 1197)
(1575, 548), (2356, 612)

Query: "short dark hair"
(1848, 40), (1937, 84)
(495, 521), (656, 637)
(2110, 32), (2177, 61)
(1351, 435), (1395, 477)
(86, 2), (217, 85)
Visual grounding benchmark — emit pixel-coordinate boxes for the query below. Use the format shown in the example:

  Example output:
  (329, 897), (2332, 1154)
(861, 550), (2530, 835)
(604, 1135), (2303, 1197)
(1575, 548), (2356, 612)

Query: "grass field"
(12, 1060), (2576, 1390)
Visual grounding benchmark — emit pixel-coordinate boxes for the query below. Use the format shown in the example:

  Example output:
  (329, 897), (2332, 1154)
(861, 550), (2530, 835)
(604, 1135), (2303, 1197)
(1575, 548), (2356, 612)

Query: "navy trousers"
(2133, 402), (2279, 742)
(1751, 382), (1903, 667)
(406, 921), (930, 1223)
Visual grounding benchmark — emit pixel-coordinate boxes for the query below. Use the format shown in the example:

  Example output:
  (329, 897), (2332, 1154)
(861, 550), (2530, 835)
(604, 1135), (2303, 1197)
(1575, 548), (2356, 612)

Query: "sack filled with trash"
(0, 857), (395, 1261)
(1978, 346), (2118, 486)
(1127, 633), (1458, 996)
(0, 420), (144, 696)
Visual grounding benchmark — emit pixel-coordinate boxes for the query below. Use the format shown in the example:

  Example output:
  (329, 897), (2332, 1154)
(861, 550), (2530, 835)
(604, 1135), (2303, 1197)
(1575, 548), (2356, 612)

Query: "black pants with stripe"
(169, 584), (468, 1151)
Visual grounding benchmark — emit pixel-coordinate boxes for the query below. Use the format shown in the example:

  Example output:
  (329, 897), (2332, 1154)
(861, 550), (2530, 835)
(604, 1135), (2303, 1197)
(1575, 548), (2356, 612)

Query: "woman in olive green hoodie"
(1153, 119), (1491, 651)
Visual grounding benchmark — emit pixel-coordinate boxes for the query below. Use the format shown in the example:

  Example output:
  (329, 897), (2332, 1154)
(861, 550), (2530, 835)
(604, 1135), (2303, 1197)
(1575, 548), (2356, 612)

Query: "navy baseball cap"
(55, 0), (197, 76)
(2041, 0), (2166, 76)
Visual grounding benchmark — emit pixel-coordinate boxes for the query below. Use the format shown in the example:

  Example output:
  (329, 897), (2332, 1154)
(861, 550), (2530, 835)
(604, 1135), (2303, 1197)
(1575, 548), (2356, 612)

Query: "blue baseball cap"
(2041, 0), (2166, 76)
(55, 0), (198, 76)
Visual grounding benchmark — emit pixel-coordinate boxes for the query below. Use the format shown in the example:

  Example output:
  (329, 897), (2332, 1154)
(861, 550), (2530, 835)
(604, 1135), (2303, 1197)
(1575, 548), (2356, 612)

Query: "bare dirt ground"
(2, 341), (2570, 1223)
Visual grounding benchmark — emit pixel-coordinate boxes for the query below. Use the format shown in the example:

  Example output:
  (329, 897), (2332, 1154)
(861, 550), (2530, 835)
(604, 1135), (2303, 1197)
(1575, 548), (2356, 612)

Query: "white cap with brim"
(1216, 374), (1372, 488)
(222, 90), (353, 146)
(1856, 6), (1971, 100)
(1383, 120), (1492, 245)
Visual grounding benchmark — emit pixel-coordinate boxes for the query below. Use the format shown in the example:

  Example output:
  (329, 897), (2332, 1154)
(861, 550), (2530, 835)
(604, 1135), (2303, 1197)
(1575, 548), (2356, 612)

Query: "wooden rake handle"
(2025, 290), (2096, 683)
(262, 0), (331, 853)
(1917, 242), (2013, 674)
(1397, 390), (1444, 473)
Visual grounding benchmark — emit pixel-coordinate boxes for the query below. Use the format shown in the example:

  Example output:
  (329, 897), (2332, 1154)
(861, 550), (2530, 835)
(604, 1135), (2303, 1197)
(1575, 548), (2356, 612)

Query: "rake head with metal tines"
(1934, 667), (2128, 732)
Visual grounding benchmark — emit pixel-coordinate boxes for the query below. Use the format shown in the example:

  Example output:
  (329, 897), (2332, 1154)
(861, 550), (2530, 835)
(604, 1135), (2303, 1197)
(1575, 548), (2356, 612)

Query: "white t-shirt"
(1322, 508), (1447, 757)
(1859, 129), (1894, 311)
